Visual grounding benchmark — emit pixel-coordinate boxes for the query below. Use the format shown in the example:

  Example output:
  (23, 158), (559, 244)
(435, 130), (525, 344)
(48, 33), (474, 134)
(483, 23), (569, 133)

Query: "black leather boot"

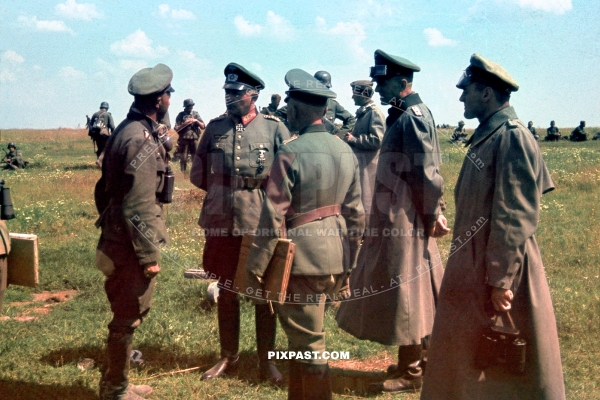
(202, 289), (240, 380)
(375, 345), (423, 393)
(256, 303), (283, 385)
(387, 338), (428, 375)
(100, 329), (152, 400)
(287, 360), (304, 400)
(302, 363), (332, 400)
(201, 354), (240, 380)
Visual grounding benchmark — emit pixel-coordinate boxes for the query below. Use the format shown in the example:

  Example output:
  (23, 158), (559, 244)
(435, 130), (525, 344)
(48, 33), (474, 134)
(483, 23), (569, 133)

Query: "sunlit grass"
(0, 128), (598, 399)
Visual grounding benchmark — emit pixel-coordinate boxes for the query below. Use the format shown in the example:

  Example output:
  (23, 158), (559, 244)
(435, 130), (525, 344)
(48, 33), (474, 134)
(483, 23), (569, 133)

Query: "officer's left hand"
(333, 274), (351, 301)
(429, 215), (451, 238)
(244, 271), (267, 305)
(344, 132), (355, 143)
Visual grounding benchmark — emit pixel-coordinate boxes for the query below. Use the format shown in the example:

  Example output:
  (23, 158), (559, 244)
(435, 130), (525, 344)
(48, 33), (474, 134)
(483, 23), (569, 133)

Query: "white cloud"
(158, 4), (195, 20)
(120, 60), (150, 72)
(423, 28), (458, 47)
(316, 17), (366, 57)
(59, 66), (86, 79)
(0, 70), (17, 83)
(250, 62), (263, 72)
(355, 0), (394, 18)
(176, 50), (211, 69)
(158, 4), (170, 15)
(266, 11), (294, 40)
(55, 0), (102, 20)
(1, 50), (25, 64)
(234, 15), (262, 36)
(233, 11), (295, 40)
(110, 30), (169, 58)
(512, 0), (572, 14)
(178, 50), (197, 61)
(18, 15), (73, 33)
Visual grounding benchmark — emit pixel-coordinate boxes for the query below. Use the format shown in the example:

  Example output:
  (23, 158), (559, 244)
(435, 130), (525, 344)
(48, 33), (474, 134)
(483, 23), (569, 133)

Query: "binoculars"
(0, 180), (15, 220)
(157, 164), (175, 204)
(474, 313), (526, 375)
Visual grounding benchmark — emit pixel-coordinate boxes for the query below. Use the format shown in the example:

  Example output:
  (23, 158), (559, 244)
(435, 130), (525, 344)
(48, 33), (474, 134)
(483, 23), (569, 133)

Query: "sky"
(1, 0), (599, 130)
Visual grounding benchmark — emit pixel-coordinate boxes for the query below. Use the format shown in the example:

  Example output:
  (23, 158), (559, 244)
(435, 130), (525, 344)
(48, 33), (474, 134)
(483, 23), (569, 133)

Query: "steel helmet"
(314, 71), (332, 88)
(100, 101), (109, 109)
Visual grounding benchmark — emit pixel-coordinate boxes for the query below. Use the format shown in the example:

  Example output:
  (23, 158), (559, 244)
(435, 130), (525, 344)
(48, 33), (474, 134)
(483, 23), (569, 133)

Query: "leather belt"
(286, 205), (342, 230)
(219, 175), (264, 189)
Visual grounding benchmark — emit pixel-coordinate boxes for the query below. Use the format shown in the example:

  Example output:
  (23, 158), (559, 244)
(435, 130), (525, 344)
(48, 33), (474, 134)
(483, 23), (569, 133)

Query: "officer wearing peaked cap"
(421, 54), (565, 400)
(337, 49), (449, 394)
(190, 62), (290, 385)
(245, 68), (365, 400)
(343, 79), (385, 226)
(95, 63), (174, 400)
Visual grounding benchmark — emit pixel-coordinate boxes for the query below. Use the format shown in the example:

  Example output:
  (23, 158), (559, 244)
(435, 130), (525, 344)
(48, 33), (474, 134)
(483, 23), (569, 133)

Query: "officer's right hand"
(144, 263), (161, 278)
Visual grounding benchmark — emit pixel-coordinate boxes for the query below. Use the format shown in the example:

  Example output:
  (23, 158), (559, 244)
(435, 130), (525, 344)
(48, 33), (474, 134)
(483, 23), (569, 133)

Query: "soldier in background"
(450, 120), (468, 143)
(190, 63), (290, 385)
(88, 102), (116, 165)
(570, 120), (588, 142)
(95, 64), (174, 400)
(314, 71), (356, 133)
(593, 131), (600, 140)
(174, 99), (205, 172)
(343, 80), (385, 226)
(544, 120), (561, 141)
(3, 142), (27, 170)
(261, 94), (281, 116)
(528, 121), (539, 140)
(245, 68), (364, 400)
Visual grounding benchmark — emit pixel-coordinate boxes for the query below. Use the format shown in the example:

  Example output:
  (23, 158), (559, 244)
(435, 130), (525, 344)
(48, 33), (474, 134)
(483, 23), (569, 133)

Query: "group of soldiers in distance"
(448, 119), (600, 144)
(86, 71), (358, 171)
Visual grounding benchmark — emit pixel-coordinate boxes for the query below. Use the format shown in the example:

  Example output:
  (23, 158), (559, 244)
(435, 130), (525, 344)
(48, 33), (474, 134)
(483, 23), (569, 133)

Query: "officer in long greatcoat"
(343, 80), (385, 226)
(245, 68), (365, 400)
(95, 64), (173, 400)
(336, 49), (450, 394)
(421, 54), (566, 400)
(190, 63), (290, 384)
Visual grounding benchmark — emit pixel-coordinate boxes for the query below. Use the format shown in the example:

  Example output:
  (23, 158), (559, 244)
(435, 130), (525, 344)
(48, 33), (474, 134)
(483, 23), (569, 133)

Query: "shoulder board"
(506, 119), (519, 129)
(263, 114), (281, 122)
(282, 134), (299, 145)
(208, 113), (228, 123)
(410, 105), (423, 117)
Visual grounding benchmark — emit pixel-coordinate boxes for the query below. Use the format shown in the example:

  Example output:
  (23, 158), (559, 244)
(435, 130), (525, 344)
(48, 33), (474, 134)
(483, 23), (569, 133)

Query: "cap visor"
(223, 83), (247, 90)
(456, 71), (471, 89)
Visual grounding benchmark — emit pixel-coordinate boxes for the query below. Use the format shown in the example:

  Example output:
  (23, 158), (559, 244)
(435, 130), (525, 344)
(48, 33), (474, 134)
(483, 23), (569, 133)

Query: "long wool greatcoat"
(346, 101), (386, 226)
(336, 93), (445, 346)
(421, 106), (566, 400)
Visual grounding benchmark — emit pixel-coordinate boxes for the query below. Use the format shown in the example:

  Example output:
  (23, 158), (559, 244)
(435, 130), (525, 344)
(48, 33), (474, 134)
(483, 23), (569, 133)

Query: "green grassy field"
(0, 127), (598, 399)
